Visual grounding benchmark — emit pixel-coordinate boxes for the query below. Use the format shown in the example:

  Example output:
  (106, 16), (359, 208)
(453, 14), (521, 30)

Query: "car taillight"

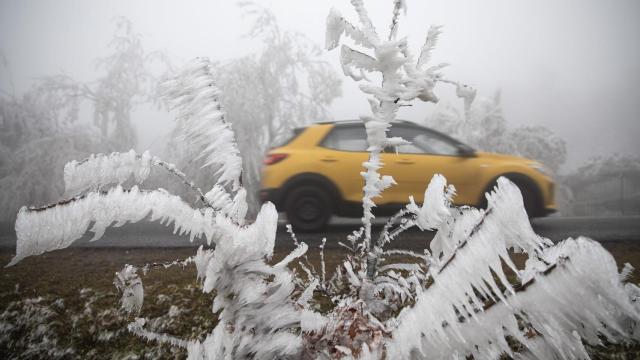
(264, 153), (288, 165)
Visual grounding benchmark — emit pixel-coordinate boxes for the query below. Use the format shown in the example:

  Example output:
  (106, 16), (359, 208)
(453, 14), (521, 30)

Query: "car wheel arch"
(480, 172), (544, 216)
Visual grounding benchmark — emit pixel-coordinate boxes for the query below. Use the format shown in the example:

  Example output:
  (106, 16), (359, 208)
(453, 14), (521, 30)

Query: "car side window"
(388, 126), (459, 156)
(321, 126), (368, 152)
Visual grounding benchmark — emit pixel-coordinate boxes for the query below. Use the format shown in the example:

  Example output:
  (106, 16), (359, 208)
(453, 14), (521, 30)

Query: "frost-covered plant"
(8, 58), (315, 358)
(6, 1), (640, 359)
(0, 296), (74, 359)
(320, 2), (639, 358)
(0, 285), (214, 359)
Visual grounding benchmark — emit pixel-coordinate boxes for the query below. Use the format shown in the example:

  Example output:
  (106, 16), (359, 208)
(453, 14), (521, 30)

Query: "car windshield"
(389, 127), (461, 156)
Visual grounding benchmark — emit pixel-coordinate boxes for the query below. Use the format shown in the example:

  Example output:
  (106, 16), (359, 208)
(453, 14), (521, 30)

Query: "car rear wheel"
(284, 185), (333, 232)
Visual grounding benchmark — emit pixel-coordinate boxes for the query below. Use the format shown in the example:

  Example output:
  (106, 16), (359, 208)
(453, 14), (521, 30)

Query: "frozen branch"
(64, 150), (211, 207)
(388, 0), (406, 41)
(161, 58), (243, 191)
(127, 318), (191, 349)
(9, 185), (218, 266)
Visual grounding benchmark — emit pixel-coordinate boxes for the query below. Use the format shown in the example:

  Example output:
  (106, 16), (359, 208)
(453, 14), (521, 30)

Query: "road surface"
(1, 216), (638, 252)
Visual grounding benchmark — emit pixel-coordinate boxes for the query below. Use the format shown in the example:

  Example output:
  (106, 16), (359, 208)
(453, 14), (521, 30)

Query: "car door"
(380, 125), (480, 205)
(317, 124), (370, 203)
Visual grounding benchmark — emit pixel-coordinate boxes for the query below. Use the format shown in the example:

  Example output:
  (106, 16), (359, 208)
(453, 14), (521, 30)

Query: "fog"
(1, 0), (639, 169)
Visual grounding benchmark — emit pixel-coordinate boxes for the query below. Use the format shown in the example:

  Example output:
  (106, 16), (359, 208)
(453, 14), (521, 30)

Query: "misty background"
(1, 0), (639, 218)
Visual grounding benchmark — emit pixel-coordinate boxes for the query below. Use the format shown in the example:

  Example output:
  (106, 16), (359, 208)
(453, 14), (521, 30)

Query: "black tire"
(518, 184), (540, 217)
(480, 177), (541, 217)
(284, 185), (333, 232)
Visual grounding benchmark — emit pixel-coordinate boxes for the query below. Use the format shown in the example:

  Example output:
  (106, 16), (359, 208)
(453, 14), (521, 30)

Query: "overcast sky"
(1, 0), (639, 171)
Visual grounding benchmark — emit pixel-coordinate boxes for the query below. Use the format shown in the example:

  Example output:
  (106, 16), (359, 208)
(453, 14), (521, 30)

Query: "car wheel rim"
(297, 197), (321, 221)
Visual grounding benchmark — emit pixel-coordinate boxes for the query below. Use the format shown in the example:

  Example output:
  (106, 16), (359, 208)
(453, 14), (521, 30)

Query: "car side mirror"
(457, 145), (476, 157)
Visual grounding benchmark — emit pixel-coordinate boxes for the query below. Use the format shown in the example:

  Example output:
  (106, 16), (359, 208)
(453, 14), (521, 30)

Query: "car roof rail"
(313, 119), (416, 126)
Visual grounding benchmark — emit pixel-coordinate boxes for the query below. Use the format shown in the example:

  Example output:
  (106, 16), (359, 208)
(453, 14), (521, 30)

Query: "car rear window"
(271, 128), (304, 148)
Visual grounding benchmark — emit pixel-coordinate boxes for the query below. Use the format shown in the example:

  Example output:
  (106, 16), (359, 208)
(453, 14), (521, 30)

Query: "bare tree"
(90, 18), (170, 149)
(36, 18), (169, 151)
(0, 18), (168, 220)
(0, 81), (112, 220)
(561, 155), (640, 215)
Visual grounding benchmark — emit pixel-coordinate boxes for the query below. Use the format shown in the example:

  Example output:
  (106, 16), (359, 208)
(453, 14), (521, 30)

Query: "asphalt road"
(1, 215), (639, 252)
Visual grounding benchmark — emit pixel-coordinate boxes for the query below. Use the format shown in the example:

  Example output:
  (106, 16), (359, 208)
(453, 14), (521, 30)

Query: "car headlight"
(528, 162), (552, 177)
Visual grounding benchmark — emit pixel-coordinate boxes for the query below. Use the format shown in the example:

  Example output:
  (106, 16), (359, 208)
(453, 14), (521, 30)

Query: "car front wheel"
(480, 176), (541, 217)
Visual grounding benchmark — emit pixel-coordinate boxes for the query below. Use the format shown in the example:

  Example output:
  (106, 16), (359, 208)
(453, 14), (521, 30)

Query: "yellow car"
(261, 120), (556, 231)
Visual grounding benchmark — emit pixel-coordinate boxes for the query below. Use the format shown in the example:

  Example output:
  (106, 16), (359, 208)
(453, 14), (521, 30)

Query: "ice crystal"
(64, 150), (152, 196)
(114, 265), (144, 314)
(9, 185), (217, 265)
(161, 58), (242, 190)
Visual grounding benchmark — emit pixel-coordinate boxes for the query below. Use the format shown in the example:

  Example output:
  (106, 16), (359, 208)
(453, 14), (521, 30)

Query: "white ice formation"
(161, 58), (243, 191)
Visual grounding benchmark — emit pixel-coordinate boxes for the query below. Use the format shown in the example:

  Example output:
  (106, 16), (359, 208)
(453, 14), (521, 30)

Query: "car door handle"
(396, 159), (414, 165)
(321, 156), (338, 163)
